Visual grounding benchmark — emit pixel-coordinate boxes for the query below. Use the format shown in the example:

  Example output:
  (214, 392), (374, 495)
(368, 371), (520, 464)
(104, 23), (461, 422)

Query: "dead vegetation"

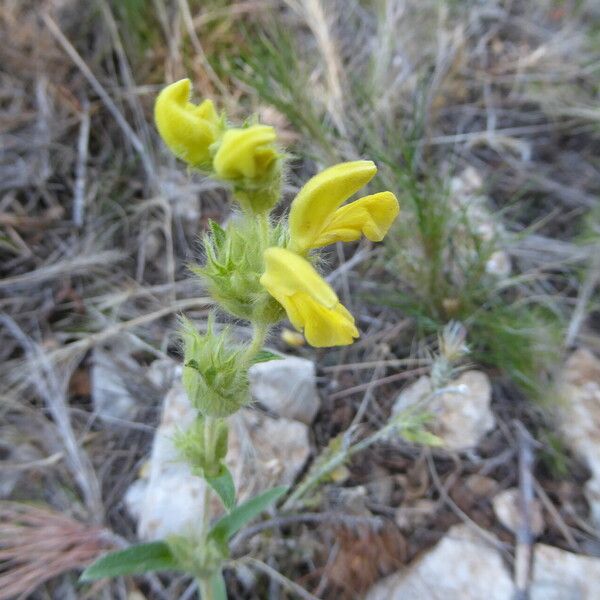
(1, 0), (599, 598)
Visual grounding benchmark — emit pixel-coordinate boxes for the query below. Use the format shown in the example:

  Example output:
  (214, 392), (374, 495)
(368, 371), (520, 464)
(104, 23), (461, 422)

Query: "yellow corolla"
(260, 247), (359, 347)
(154, 79), (220, 168)
(288, 160), (399, 253)
(213, 125), (278, 181)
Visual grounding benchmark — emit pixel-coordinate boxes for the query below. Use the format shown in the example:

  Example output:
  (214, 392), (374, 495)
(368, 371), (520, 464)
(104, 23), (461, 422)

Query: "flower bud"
(194, 218), (285, 324)
(213, 125), (278, 180)
(175, 416), (229, 478)
(154, 79), (222, 169)
(213, 125), (282, 213)
(180, 316), (251, 417)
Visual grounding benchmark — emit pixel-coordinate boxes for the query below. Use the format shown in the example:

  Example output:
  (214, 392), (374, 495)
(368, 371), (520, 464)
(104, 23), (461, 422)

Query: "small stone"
(393, 371), (495, 451)
(556, 349), (600, 527)
(492, 488), (544, 537)
(465, 474), (499, 497)
(365, 525), (514, 600)
(531, 544), (600, 600)
(486, 250), (511, 278)
(395, 499), (438, 530)
(249, 356), (320, 424)
(366, 524), (600, 599)
(91, 345), (139, 420)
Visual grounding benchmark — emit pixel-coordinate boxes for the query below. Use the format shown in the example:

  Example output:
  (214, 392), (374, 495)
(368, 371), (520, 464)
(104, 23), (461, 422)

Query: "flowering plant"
(81, 79), (399, 599)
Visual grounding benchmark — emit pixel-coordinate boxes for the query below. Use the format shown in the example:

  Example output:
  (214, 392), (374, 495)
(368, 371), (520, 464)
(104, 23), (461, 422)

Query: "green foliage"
(80, 541), (179, 581)
(180, 316), (252, 417)
(252, 349), (284, 364)
(208, 486), (287, 548)
(195, 217), (286, 324)
(176, 416), (230, 478)
(226, 23), (335, 158)
(168, 485), (287, 580)
(175, 415), (236, 510)
(206, 466), (236, 512)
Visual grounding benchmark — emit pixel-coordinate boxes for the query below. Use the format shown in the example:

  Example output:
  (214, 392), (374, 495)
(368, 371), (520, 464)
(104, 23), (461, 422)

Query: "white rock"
(365, 525), (514, 600)
(366, 524), (600, 600)
(126, 374), (311, 541)
(249, 356), (320, 424)
(91, 345), (140, 420)
(556, 349), (600, 527)
(492, 488), (544, 537)
(486, 250), (511, 278)
(531, 544), (600, 600)
(393, 371), (495, 451)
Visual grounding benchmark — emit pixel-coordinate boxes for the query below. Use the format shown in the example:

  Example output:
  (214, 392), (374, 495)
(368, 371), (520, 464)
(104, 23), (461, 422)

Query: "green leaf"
(207, 465), (236, 511)
(209, 486), (287, 544)
(252, 350), (283, 364)
(209, 569), (228, 600)
(209, 219), (227, 248)
(80, 541), (179, 581)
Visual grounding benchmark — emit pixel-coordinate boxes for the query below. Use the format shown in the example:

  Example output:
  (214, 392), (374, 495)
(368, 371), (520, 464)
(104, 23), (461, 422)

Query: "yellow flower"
(288, 160), (399, 253)
(213, 125), (278, 181)
(154, 79), (220, 168)
(260, 247), (359, 347)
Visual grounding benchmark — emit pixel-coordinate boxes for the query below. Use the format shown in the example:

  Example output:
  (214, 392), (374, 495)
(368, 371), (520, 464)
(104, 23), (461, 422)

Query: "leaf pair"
(80, 486), (287, 583)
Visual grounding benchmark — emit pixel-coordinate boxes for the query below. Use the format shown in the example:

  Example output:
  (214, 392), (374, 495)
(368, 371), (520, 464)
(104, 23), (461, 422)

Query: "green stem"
(282, 419), (400, 510)
(198, 577), (213, 600)
(198, 416), (218, 599)
(201, 415), (217, 534)
(244, 321), (269, 362)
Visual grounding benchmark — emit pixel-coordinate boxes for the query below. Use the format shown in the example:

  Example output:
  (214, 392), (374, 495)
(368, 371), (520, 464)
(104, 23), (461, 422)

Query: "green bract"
(194, 218), (286, 325)
(181, 317), (251, 417)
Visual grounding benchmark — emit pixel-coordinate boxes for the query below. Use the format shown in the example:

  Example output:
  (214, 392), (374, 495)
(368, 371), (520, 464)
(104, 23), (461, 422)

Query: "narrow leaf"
(80, 541), (179, 581)
(210, 569), (228, 600)
(252, 350), (283, 364)
(209, 219), (227, 248)
(207, 465), (236, 511)
(209, 486), (287, 543)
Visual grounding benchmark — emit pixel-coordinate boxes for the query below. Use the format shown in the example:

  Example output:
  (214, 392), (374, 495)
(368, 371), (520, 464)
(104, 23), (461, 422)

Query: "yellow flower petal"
(283, 292), (359, 347)
(311, 191), (400, 248)
(288, 160), (377, 253)
(261, 247), (337, 308)
(260, 248), (359, 347)
(213, 125), (277, 180)
(154, 79), (219, 167)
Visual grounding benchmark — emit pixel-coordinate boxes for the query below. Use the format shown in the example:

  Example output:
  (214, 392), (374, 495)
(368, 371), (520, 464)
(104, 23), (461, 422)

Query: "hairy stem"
(198, 577), (213, 600)
(282, 417), (405, 510)
(245, 321), (269, 362)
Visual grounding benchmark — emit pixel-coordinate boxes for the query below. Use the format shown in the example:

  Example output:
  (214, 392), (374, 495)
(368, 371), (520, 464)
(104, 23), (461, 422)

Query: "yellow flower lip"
(154, 78), (219, 167)
(260, 247), (359, 347)
(213, 125), (278, 181)
(288, 160), (399, 253)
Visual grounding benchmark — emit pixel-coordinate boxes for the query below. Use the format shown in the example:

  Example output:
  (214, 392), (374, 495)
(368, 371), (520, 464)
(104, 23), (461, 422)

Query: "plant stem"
(198, 416), (218, 599)
(198, 577), (213, 600)
(245, 321), (269, 362)
(201, 415), (217, 533)
(282, 418), (401, 510)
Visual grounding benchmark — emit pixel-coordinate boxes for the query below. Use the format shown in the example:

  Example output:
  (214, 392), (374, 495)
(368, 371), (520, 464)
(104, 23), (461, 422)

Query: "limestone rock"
(91, 345), (140, 420)
(366, 523), (600, 600)
(249, 356), (320, 424)
(531, 544), (600, 600)
(393, 371), (495, 451)
(365, 525), (514, 600)
(556, 349), (600, 527)
(492, 488), (544, 537)
(126, 372), (311, 540)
